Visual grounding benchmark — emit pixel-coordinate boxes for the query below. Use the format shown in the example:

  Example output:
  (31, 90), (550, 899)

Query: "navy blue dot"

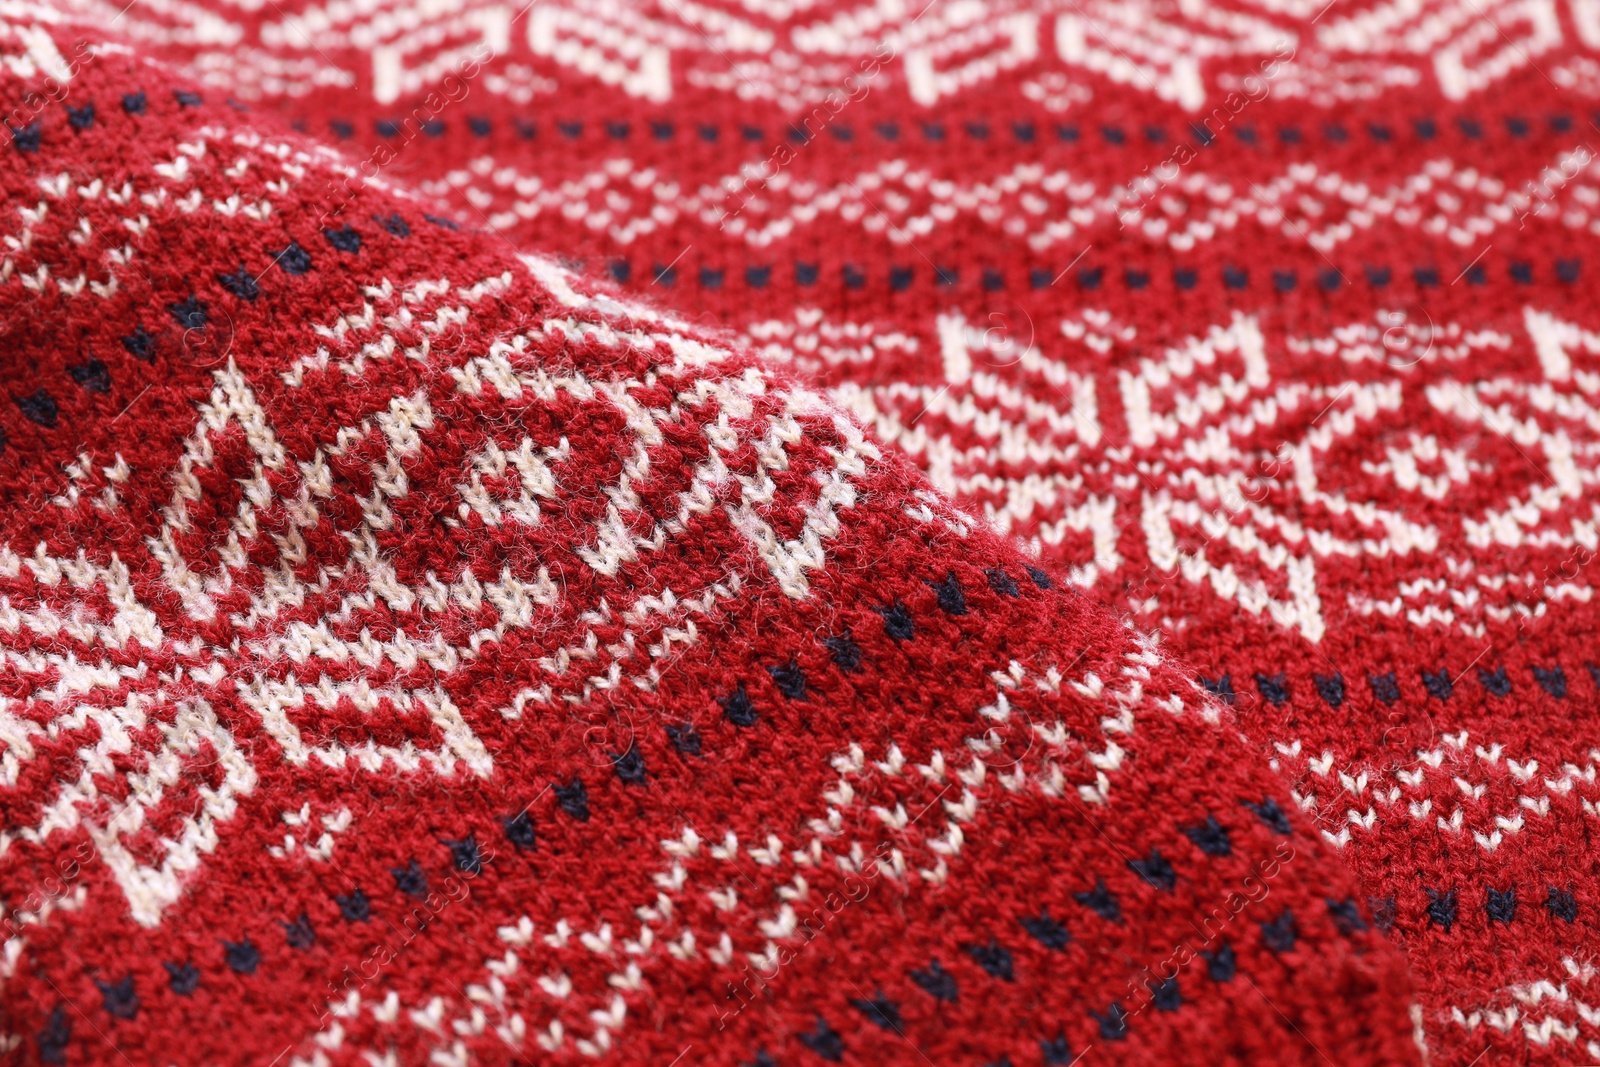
(1326, 897), (1367, 934)
(823, 630), (862, 673)
(1254, 673), (1289, 705)
(1314, 671), (1345, 707)
(502, 810), (537, 850)
(15, 389), (58, 428)
(95, 976), (138, 1020)
(665, 722), (701, 756)
(1183, 816), (1231, 857)
(849, 993), (903, 1034)
(986, 567), (1019, 597)
(274, 241), (312, 275)
(1478, 665), (1511, 696)
(1093, 1003), (1128, 1039)
(768, 659), (808, 700)
(1486, 886), (1517, 924)
(873, 600), (914, 641)
(335, 888), (370, 922)
(609, 742), (646, 784)
(720, 685), (759, 727)
(1020, 910), (1071, 950)
(164, 961), (199, 995)
(798, 1018), (843, 1061)
(391, 860), (429, 900)
(11, 121), (41, 152)
(323, 226), (361, 253)
(1244, 796), (1292, 833)
(283, 912), (316, 948)
(1074, 879), (1122, 922)
(963, 940), (1014, 981)
(68, 360), (110, 394)
(1128, 849), (1176, 890)
(910, 960), (958, 1001)
(1261, 911), (1298, 952)
(375, 213), (409, 237)
(1041, 1033), (1075, 1065)
(445, 835), (482, 875)
(218, 263), (260, 301)
(555, 776), (590, 821)
(1426, 888), (1458, 931)
(39, 1005), (70, 1064)
(223, 938), (260, 974)
(122, 326), (155, 361)
(1203, 942), (1235, 981)
(927, 571), (967, 615)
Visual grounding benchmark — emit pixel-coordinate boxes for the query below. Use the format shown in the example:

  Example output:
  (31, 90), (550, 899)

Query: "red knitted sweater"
(2, 2), (1596, 1066)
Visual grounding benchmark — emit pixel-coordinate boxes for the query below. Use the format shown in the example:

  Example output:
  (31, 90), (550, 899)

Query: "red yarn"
(2, 3), (1596, 1066)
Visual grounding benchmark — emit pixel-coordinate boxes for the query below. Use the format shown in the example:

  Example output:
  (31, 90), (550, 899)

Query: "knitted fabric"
(0, 2), (1593, 1066)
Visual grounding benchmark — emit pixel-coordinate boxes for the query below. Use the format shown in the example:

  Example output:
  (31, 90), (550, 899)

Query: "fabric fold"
(0, 13), (1429, 1067)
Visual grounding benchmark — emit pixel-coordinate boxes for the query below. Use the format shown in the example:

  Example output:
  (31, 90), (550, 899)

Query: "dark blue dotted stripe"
(598, 257), (1583, 292)
(0, 213), (452, 457)
(1200, 662), (1594, 708)
(8, 89), (211, 152)
(327, 112), (1586, 147)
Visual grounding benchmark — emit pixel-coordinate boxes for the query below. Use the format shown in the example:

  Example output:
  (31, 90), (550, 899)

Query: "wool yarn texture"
(0, 2), (1596, 1066)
